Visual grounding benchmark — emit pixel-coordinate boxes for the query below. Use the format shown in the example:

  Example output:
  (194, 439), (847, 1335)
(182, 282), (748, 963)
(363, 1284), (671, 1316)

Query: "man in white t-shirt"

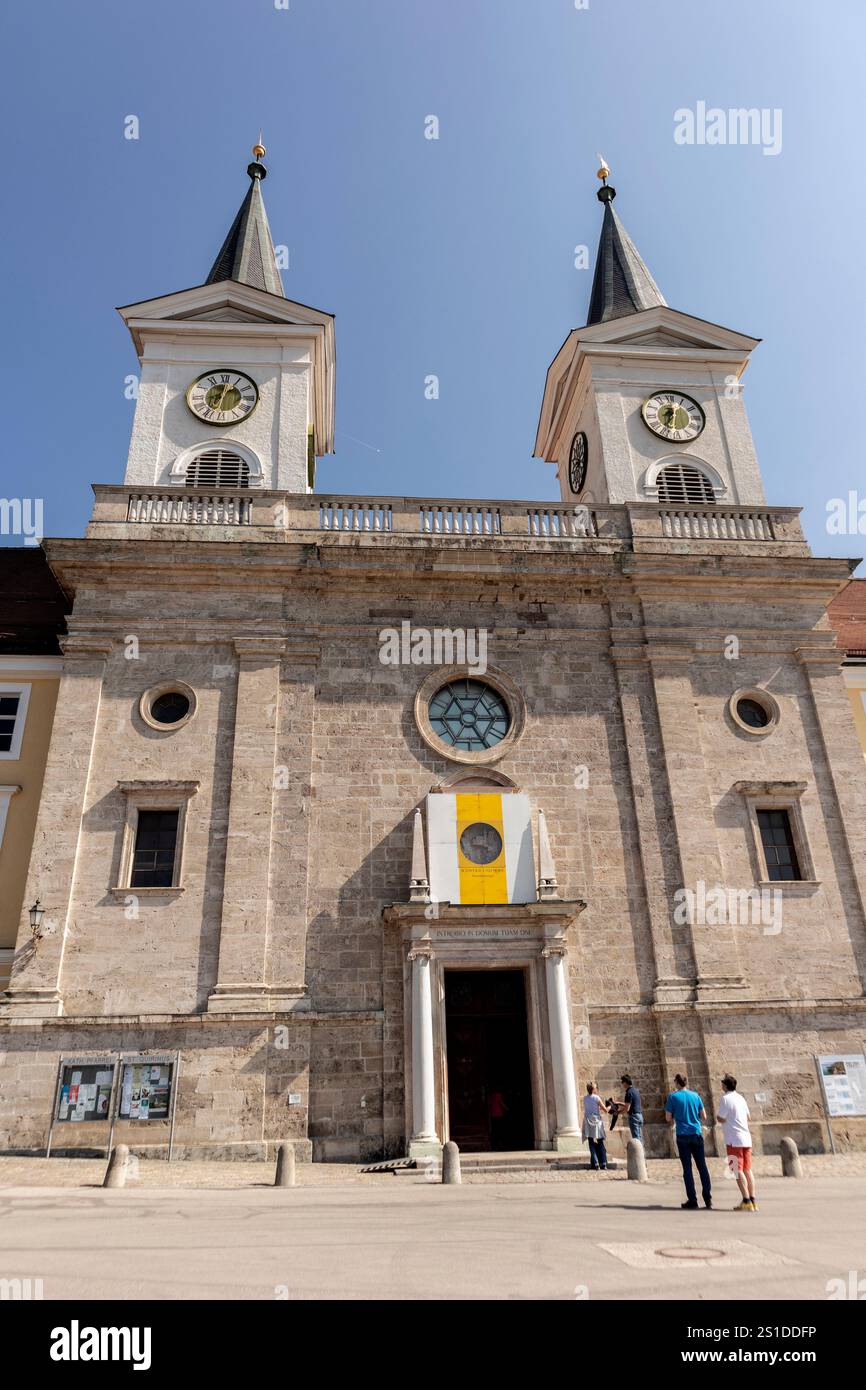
(717, 1074), (758, 1211)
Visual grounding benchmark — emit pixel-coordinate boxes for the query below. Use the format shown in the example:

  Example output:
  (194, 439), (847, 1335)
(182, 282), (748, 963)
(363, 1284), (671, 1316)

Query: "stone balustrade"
(85, 486), (810, 555)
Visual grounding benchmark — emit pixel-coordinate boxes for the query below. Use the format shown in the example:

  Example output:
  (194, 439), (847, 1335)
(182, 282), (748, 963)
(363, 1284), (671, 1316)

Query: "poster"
(54, 1062), (116, 1123)
(118, 1061), (173, 1121)
(818, 1055), (866, 1117)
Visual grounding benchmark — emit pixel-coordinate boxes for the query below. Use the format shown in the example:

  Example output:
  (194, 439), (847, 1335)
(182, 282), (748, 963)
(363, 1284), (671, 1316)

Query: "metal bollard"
(275, 1142), (296, 1187)
(442, 1140), (461, 1185)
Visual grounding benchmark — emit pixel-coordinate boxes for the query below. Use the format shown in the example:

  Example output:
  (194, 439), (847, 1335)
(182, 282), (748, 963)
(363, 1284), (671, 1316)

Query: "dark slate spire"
(586, 157), (666, 326)
(206, 140), (285, 297)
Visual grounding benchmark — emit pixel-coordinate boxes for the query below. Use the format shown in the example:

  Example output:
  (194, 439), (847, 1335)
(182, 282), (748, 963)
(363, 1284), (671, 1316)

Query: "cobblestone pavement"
(0, 1150), (864, 1189)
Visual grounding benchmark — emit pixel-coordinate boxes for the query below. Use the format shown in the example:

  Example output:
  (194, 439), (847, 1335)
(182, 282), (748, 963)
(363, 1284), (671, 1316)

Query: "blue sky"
(2, 0), (864, 564)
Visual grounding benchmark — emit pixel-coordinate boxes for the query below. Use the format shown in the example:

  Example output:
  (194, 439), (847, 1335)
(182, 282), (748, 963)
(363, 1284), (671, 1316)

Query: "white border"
(0, 784), (21, 849)
(0, 684), (31, 760)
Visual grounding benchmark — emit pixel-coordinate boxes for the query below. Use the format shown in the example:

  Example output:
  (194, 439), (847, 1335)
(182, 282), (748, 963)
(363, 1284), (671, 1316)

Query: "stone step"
(391, 1154), (621, 1177)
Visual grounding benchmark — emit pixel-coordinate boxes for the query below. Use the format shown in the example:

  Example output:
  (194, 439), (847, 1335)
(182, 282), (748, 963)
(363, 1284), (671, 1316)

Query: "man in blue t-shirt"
(665, 1073), (712, 1209)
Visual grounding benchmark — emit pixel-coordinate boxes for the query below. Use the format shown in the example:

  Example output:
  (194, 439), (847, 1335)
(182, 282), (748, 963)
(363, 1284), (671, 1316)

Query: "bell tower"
(534, 159), (766, 509)
(118, 142), (335, 494)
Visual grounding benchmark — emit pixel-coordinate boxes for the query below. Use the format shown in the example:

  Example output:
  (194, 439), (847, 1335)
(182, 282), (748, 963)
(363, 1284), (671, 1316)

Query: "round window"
(139, 681), (197, 733)
(428, 679), (510, 753)
(150, 691), (191, 725)
(735, 697), (770, 730)
(728, 687), (779, 736)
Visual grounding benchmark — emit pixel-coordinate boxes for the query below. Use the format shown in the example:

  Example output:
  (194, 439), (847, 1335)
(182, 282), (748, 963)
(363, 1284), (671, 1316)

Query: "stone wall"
(2, 535), (866, 1159)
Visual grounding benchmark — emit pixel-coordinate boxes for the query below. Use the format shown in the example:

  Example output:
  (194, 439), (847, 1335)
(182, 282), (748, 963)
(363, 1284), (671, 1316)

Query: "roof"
(0, 549), (70, 655)
(205, 161), (285, 298)
(586, 189), (666, 326)
(828, 579), (866, 657)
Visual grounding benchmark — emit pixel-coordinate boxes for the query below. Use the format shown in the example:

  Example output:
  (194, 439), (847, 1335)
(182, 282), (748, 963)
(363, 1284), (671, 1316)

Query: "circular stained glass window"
(428, 679), (510, 752)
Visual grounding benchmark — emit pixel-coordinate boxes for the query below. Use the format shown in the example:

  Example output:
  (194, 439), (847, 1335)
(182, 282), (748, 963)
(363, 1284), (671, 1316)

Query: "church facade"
(1, 151), (865, 1162)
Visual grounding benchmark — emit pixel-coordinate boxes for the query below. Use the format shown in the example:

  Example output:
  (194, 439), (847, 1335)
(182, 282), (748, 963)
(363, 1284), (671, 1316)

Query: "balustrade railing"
(95, 487), (805, 551)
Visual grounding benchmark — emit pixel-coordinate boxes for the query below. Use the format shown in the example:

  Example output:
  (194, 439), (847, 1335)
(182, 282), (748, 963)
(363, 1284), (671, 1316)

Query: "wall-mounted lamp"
(29, 899), (46, 940)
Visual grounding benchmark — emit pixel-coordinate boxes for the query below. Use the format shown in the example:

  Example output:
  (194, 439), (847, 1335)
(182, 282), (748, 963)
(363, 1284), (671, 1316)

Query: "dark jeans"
(588, 1137), (607, 1169)
(677, 1133), (712, 1204)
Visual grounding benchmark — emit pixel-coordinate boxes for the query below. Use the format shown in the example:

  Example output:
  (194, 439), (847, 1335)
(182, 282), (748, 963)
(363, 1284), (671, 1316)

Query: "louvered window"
(184, 449), (250, 489)
(656, 462), (715, 506)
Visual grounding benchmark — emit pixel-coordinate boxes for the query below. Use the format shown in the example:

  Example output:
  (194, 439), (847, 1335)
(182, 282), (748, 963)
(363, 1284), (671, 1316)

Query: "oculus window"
(428, 680), (510, 753)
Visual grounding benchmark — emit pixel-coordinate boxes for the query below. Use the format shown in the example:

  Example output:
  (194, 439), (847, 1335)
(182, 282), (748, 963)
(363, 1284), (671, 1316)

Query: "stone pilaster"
(797, 646), (866, 989)
(208, 636), (302, 1012)
(2, 636), (112, 1017)
(612, 644), (697, 1004)
(648, 645), (744, 1000)
(263, 644), (318, 1002)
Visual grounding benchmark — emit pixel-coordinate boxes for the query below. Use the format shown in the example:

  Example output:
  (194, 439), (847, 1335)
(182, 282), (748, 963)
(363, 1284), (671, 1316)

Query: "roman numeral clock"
(186, 370), (259, 425)
(641, 390), (705, 443)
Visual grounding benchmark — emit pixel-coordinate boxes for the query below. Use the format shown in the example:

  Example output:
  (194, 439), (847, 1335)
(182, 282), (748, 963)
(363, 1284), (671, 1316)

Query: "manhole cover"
(656, 1247), (726, 1261)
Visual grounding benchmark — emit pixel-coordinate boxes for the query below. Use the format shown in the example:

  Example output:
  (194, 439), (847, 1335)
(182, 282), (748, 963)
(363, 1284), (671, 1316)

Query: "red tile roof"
(828, 579), (866, 657)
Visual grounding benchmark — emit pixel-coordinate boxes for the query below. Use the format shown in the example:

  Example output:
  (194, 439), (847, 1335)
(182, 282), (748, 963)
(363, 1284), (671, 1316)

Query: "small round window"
(736, 698), (769, 729)
(428, 679), (510, 753)
(151, 691), (190, 725)
(728, 688), (779, 736)
(140, 682), (196, 733)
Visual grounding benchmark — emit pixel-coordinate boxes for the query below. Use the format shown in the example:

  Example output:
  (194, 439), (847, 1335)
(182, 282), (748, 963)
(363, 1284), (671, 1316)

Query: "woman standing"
(582, 1082), (610, 1170)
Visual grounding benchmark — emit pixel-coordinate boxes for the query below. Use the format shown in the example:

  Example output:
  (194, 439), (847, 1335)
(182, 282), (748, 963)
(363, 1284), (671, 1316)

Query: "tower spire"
(205, 139), (285, 297)
(586, 156), (666, 326)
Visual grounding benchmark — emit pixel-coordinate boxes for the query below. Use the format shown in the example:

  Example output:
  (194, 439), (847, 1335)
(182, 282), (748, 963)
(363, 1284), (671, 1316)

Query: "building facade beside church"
(1, 150), (865, 1162)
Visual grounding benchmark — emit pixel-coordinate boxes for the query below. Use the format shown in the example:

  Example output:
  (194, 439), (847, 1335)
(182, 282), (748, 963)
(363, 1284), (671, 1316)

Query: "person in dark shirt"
(620, 1073), (645, 1150)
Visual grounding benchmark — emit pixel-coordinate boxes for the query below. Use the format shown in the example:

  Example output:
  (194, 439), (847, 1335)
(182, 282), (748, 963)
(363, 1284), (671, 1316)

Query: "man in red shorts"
(717, 1073), (758, 1210)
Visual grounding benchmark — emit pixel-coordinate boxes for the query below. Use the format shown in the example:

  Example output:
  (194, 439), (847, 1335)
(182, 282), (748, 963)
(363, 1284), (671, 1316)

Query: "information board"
(55, 1060), (116, 1123)
(817, 1054), (866, 1117)
(118, 1059), (174, 1121)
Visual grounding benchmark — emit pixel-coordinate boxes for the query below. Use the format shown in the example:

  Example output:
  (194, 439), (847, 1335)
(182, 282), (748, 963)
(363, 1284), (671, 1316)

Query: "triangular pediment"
(117, 279), (333, 333)
(574, 305), (760, 353)
(171, 304), (289, 324)
(613, 327), (707, 348)
(533, 305), (761, 460)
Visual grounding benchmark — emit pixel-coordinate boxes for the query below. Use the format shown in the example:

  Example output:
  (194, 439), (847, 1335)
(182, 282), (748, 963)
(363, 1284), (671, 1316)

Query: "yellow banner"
(456, 793), (507, 904)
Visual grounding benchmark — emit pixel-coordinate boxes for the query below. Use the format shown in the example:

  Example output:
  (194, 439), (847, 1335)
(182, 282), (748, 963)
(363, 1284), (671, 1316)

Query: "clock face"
(568, 431), (588, 495)
(186, 370), (259, 425)
(641, 391), (705, 442)
(459, 822), (503, 866)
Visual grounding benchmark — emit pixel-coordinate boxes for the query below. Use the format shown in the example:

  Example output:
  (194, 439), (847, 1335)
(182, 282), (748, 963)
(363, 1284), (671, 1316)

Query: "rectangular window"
(131, 809), (179, 888)
(0, 684), (30, 759)
(0, 695), (20, 752)
(757, 808), (802, 882)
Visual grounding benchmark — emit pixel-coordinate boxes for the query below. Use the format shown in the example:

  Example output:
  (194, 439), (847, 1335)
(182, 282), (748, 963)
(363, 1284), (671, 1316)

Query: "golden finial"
(252, 132), (266, 161)
(596, 153), (610, 182)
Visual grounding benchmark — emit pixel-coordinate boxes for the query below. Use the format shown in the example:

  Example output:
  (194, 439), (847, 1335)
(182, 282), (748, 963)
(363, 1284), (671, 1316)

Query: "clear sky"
(1, 0), (864, 565)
